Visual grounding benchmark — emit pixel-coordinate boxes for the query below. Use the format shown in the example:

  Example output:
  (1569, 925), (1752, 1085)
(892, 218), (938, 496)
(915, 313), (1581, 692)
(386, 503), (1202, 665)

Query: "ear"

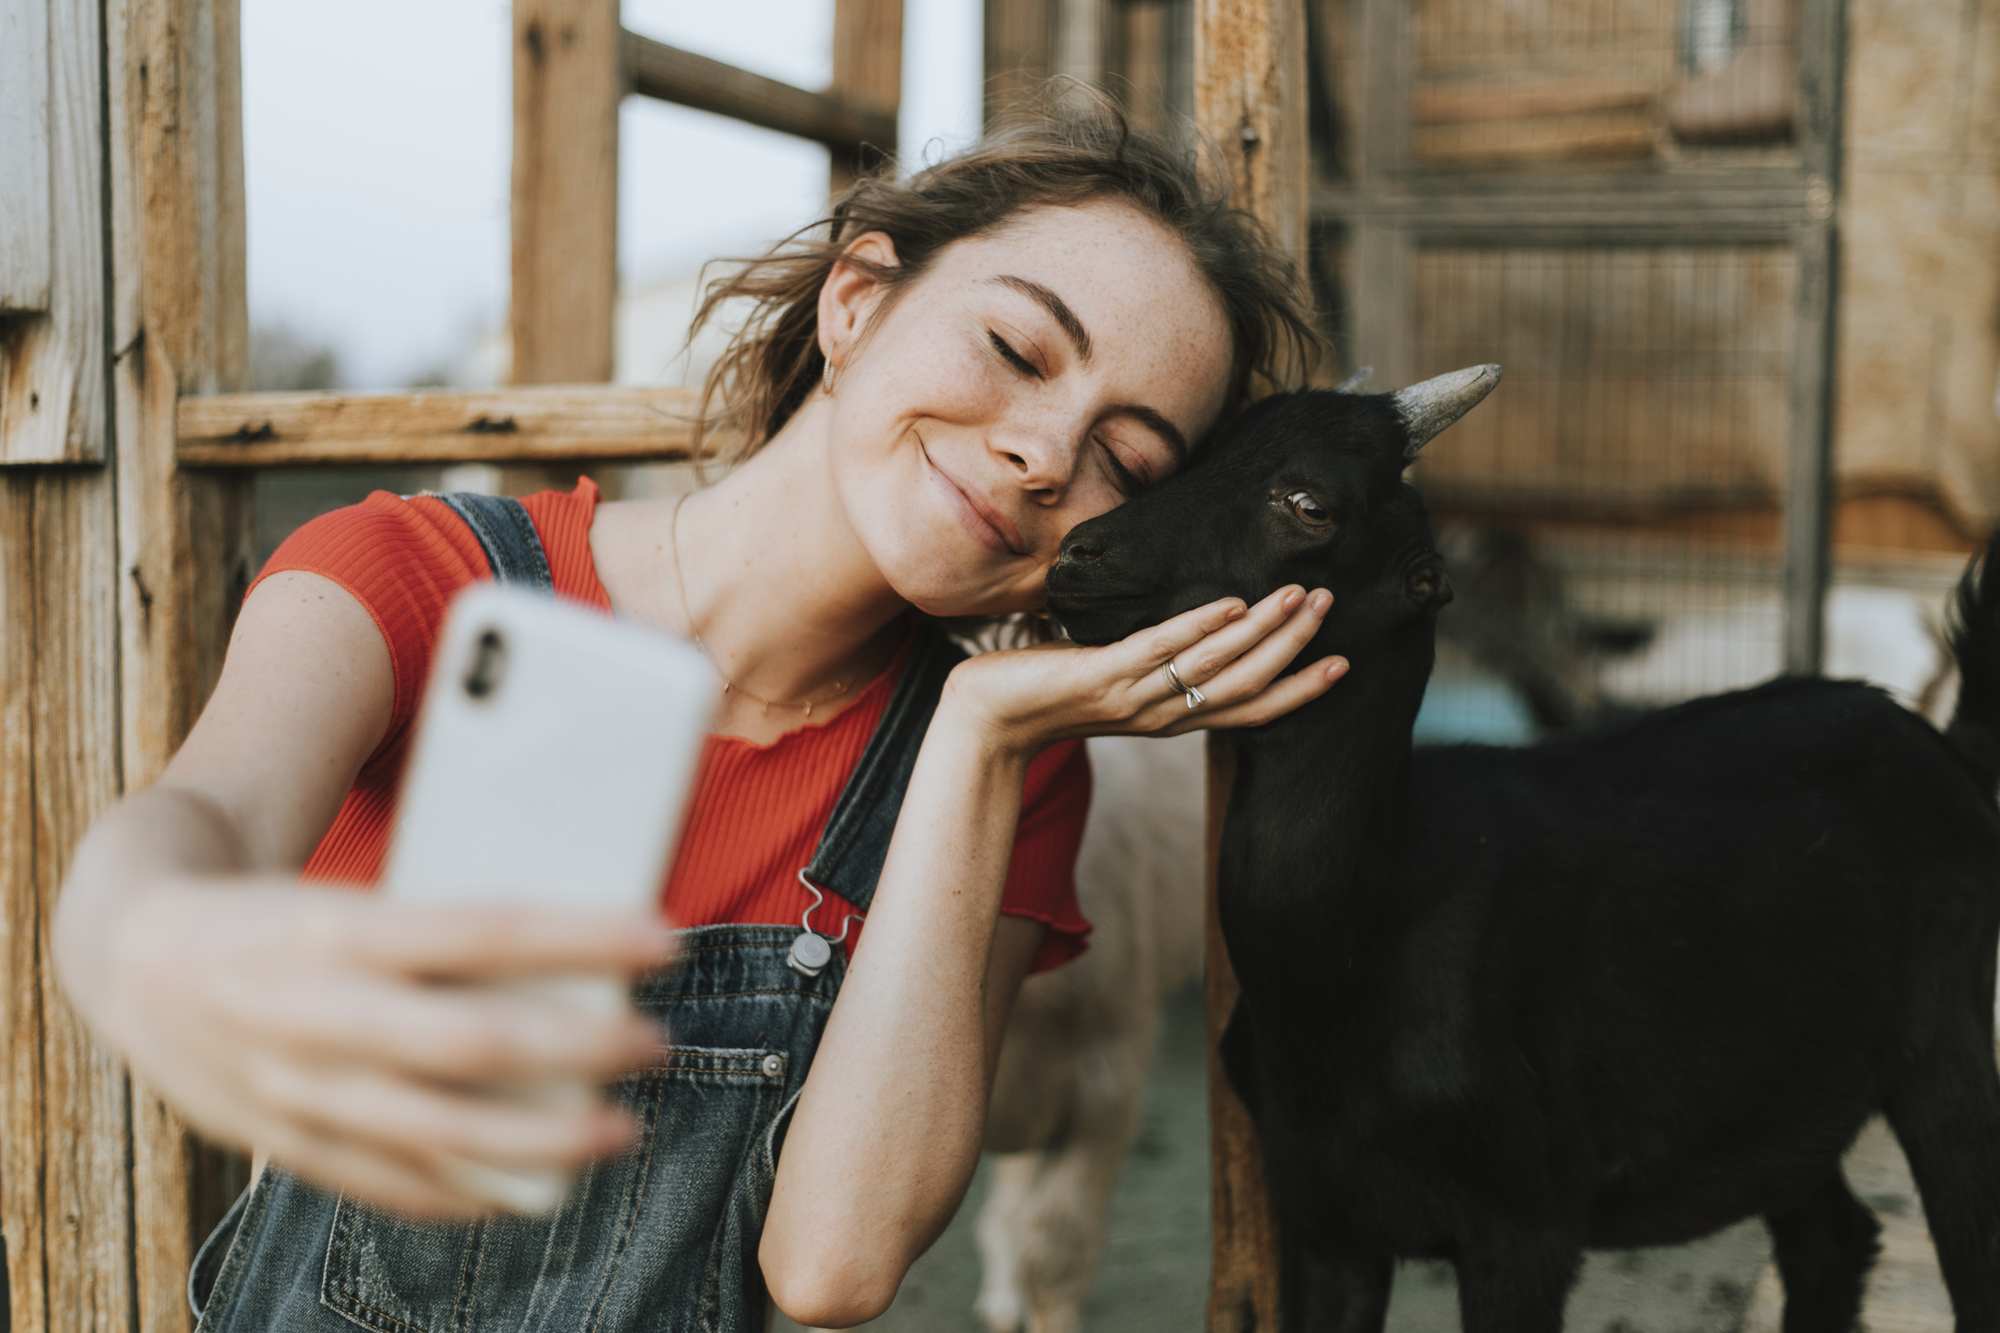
(1406, 557), (1453, 612)
(816, 231), (902, 371)
(1392, 364), (1501, 458)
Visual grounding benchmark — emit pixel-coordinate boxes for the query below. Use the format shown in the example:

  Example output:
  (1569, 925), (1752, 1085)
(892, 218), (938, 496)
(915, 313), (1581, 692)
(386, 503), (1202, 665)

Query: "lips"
(926, 450), (1026, 556)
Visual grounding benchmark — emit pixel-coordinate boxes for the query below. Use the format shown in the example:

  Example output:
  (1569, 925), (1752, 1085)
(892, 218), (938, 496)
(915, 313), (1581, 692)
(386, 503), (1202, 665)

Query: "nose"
(1055, 534), (1105, 566)
(993, 410), (1087, 504)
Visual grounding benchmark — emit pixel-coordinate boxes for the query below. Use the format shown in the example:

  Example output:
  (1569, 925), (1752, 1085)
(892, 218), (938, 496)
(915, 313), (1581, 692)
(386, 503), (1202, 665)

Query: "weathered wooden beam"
(621, 31), (897, 155)
(0, 0), (105, 464)
(984, 0), (1056, 124)
(0, 1), (136, 1328)
(829, 0), (901, 191)
(1195, 1), (1307, 1330)
(1780, 0), (1846, 674)
(176, 386), (711, 467)
(107, 0), (258, 1323)
(0, 0), (53, 314)
(511, 0), (620, 387)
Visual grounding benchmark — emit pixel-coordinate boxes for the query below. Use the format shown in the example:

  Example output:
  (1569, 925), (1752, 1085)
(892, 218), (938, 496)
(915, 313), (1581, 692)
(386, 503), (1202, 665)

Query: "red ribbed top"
(255, 479), (1092, 972)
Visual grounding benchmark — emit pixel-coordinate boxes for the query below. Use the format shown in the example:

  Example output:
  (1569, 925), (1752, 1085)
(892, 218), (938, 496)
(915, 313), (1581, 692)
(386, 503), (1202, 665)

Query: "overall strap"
(801, 622), (967, 915)
(438, 492), (554, 593)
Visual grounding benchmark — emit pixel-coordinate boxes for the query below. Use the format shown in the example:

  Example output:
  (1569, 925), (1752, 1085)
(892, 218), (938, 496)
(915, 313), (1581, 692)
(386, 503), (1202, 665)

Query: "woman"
(53, 107), (1343, 1330)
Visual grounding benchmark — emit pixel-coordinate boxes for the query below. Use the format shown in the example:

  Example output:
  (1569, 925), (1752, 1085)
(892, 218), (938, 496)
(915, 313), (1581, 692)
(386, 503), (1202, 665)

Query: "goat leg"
(1450, 1228), (1582, 1333)
(1762, 1169), (1880, 1333)
(1884, 1034), (2000, 1331)
(1278, 1234), (1390, 1333)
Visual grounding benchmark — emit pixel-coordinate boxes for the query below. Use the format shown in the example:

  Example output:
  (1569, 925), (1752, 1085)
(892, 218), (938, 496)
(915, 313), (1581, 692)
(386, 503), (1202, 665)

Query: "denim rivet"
(761, 1054), (784, 1078)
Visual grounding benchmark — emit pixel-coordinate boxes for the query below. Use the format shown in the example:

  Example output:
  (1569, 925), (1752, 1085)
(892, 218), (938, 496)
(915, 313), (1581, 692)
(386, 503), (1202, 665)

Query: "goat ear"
(1392, 364), (1501, 458)
(1335, 366), (1374, 393)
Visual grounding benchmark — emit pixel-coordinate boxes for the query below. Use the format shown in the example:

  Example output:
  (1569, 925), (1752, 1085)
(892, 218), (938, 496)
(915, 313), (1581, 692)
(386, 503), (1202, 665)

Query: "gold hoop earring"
(821, 357), (837, 395)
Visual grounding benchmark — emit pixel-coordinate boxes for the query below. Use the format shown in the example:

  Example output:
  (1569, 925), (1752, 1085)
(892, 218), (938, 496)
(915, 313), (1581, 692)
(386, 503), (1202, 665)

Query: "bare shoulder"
(161, 571), (395, 869)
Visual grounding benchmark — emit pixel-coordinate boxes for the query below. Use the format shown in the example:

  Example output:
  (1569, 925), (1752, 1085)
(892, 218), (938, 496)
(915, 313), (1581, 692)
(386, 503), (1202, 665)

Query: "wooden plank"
(1196, 0), (1311, 260)
(1194, 2), (1306, 1329)
(621, 32), (898, 153)
(829, 0), (901, 191)
(984, 0), (1056, 124)
(0, 0), (105, 464)
(1780, 0), (1845, 675)
(176, 386), (713, 467)
(106, 0), (258, 1325)
(0, 477), (48, 1333)
(510, 0), (619, 387)
(30, 471), (134, 1333)
(1201, 737), (1283, 1333)
(1350, 221), (1412, 390)
(0, 0), (52, 313)
(1414, 73), (1655, 126)
(1783, 218), (1838, 674)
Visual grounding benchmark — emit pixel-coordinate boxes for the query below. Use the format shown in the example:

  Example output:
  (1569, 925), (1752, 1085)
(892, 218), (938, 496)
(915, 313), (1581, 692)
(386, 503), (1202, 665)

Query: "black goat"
(1046, 371), (2000, 1333)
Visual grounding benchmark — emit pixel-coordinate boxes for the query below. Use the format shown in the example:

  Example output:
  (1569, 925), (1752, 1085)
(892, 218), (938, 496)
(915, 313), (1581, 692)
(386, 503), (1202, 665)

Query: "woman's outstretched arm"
(54, 572), (668, 1217)
(760, 584), (1344, 1326)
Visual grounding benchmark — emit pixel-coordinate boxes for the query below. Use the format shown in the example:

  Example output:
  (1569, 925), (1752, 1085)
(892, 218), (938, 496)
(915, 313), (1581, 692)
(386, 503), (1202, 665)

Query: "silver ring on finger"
(1162, 658), (1206, 709)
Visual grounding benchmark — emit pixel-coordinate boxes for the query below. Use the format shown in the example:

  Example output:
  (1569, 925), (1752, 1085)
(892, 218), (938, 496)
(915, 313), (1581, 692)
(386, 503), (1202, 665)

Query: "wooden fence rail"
(176, 386), (719, 467)
(621, 32), (897, 155)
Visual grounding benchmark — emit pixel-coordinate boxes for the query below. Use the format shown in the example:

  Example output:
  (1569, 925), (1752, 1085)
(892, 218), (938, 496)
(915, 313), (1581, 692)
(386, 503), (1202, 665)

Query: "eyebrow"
(1114, 404), (1190, 466)
(993, 275), (1092, 362)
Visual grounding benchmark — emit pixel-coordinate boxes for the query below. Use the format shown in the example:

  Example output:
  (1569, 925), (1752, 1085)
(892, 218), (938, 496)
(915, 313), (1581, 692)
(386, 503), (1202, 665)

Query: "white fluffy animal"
(975, 732), (1208, 1333)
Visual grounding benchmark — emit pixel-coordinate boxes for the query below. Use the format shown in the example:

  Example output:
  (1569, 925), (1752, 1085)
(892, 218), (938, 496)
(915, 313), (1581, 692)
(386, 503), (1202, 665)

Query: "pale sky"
(240, 1), (982, 389)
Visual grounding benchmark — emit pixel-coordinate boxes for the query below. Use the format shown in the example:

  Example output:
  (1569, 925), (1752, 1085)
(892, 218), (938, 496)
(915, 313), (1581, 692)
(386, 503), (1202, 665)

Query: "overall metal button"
(761, 1054), (785, 1078)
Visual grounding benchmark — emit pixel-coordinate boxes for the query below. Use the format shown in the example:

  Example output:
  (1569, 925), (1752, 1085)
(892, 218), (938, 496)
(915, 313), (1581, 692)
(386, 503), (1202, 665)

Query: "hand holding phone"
(382, 584), (717, 1210)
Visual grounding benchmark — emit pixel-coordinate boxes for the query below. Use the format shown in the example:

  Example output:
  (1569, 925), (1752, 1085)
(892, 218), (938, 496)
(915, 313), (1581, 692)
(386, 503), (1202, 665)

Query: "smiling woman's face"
(816, 200), (1234, 618)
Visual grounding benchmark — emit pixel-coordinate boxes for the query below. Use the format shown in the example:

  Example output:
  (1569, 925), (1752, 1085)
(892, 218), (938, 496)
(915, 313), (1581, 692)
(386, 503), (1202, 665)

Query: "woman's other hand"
(92, 876), (670, 1218)
(942, 584), (1346, 754)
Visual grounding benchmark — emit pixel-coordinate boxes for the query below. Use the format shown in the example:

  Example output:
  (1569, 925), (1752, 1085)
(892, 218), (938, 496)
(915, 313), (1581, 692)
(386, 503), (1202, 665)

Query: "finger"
(1165, 656), (1348, 734)
(1116, 594), (1253, 682)
(1169, 585), (1320, 687)
(241, 976), (664, 1088)
(250, 1055), (637, 1173)
(292, 896), (676, 980)
(261, 1119), (496, 1220)
(1178, 590), (1332, 708)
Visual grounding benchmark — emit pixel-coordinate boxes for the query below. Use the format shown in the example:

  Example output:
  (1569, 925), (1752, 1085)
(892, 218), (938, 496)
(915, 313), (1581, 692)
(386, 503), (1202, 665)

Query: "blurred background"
(242, 1), (1995, 1328)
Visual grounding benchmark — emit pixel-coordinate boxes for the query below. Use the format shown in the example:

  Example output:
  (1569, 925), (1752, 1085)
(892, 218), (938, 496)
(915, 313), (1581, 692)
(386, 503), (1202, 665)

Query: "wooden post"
(1195, 1), (1308, 1329)
(510, 0), (620, 387)
(107, 0), (257, 1325)
(506, 0), (620, 496)
(984, 0), (1055, 123)
(0, 0), (134, 1328)
(829, 0), (902, 193)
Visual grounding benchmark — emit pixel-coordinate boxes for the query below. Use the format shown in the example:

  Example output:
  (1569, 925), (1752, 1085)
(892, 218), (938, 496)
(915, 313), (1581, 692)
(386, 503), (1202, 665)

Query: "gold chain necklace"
(669, 494), (850, 718)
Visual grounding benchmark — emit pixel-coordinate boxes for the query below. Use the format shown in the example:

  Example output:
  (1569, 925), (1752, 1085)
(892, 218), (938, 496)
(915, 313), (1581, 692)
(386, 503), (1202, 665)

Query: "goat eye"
(1285, 491), (1332, 527)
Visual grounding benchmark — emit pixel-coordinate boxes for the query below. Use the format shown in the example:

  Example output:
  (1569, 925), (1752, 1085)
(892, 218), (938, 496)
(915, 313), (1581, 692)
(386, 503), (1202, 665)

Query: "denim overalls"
(189, 493), (965, 1333)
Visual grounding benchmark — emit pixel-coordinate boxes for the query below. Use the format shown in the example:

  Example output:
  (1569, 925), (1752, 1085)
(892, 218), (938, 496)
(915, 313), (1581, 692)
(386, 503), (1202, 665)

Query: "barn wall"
(1835, 0), (2000, 534)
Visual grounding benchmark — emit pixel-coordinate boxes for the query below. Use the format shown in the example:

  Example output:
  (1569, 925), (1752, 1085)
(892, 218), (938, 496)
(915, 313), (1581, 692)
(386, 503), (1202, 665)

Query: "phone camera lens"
(464, 628), (508, 700)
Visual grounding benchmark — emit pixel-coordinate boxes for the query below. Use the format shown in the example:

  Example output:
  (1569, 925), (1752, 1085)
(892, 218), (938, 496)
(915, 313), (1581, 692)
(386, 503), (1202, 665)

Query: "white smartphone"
(381, 582), (718, 1211)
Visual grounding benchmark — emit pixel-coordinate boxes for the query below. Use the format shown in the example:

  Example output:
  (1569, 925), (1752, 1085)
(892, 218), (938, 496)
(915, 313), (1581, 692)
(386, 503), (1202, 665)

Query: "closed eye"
(989, 331), (1040, 379)
(1098, 438), (1145, 496)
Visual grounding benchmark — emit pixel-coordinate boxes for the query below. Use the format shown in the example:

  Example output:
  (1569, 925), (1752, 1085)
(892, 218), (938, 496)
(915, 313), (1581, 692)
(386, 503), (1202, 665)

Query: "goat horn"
(1392, 364), (1502, 458)
(1335, 366), (1373, 393)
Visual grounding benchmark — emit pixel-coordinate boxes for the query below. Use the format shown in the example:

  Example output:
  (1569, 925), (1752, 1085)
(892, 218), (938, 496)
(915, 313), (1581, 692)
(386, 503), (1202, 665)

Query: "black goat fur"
(1046, 389), (2000, 1332)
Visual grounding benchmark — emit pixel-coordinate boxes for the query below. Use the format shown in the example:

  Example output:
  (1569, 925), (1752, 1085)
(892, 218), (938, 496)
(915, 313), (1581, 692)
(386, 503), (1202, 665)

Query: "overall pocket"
(319, 1046), (787, 1333)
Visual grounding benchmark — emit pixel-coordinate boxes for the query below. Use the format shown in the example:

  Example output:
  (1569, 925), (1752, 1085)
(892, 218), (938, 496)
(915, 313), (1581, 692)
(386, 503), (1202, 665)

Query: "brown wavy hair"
(688, 90), (1321, 464)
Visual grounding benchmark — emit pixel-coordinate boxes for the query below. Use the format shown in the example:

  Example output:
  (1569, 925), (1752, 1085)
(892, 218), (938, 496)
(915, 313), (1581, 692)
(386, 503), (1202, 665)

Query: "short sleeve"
(253, 491), (488, 768)
(999, 738), (1093, 972)
(251, 480), (608, 776)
